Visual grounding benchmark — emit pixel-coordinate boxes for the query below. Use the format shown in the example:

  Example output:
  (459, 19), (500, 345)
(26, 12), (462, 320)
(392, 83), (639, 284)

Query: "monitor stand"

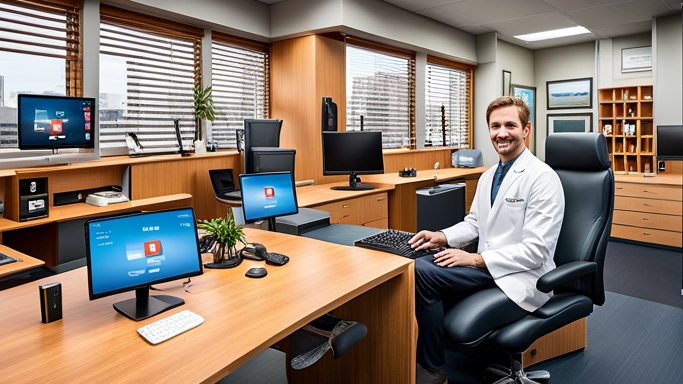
(113, 286), (184, 321)
(331, 172), (376, 191)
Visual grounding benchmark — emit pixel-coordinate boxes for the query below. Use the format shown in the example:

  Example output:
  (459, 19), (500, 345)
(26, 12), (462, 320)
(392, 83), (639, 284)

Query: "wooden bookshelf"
(598, 85), (654, 174)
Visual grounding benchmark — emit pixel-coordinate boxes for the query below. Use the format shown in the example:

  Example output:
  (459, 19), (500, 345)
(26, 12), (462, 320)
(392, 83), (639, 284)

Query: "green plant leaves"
(197, 216), (245, 248)
(194, 85), (216, 122)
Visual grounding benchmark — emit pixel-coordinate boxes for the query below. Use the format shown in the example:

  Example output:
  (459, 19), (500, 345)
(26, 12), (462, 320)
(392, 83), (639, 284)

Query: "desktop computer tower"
(416, 183), (465, 232)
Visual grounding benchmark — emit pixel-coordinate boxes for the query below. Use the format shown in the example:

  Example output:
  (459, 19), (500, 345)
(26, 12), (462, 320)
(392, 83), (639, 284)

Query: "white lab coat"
(441, 148), (565, 312)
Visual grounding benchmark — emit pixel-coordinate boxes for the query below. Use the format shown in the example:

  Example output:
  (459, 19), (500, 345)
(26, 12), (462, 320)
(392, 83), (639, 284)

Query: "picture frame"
(546, 113), (593, 137)
(546, 78), (592, 110)
(621, 46), (652, 73)
(502, 70), (511, 96)
(511, 84), (536, 154)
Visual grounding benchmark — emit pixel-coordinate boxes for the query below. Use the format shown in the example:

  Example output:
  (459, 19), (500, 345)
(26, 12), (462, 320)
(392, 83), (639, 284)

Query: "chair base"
(488, 354), (549, 384)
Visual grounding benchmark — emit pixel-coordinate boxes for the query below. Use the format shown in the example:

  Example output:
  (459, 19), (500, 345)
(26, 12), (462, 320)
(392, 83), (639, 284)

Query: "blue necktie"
(491, 163), (508, 205)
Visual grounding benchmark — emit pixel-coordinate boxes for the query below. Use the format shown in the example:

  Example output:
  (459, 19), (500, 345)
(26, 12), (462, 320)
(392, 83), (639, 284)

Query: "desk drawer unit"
(315, 192), (388, 228)
(612, 181), (682, 248)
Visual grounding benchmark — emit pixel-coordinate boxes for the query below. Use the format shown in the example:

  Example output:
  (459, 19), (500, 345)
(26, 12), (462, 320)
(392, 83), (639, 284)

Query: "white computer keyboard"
(137, 310), (204, 345)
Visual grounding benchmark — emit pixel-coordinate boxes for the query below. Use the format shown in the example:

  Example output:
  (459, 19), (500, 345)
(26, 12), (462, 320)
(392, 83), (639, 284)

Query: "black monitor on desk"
(84, 207), (203, 321)
(656, 125), (683, 160)
(322, 131), (384, 190)
(239, 171), (298, 232)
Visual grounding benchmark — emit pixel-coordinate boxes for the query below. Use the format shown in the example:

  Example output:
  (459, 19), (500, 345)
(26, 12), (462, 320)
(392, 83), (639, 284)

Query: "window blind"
(346, 42), (414, 149)
(210, 32), (269, 149)
(425, 58), (473, 148)
(99, 6), (202, 153)
(0, 0), (81, 148)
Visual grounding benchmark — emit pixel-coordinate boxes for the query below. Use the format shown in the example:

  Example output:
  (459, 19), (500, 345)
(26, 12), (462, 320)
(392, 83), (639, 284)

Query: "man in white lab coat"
(410, 96), (565, 384)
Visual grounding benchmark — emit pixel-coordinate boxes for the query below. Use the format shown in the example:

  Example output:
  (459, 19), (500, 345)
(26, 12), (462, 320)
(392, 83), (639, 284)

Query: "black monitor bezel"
(238, 171), (299, 222)
(656, 125), (683, 161)
(17, 94), (96, 150)
(321, 131), (385, 176)
(84, 207), (203, 301)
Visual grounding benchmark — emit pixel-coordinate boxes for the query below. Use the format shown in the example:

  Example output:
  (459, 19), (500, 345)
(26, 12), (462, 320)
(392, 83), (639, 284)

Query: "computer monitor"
(85, 207), (203, 321)
(239, 171), (298, 232)
(17, 94), (95, 151)
(656, 125), (683, 160)
(322, 131), (384, 190)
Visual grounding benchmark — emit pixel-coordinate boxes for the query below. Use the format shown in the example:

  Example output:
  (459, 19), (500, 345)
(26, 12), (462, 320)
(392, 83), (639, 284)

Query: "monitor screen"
(322, 131), (384, 190)
(18, 94), (95, 150)
(85, 207), (203, 320)
(656, 125), (683, 160)
(239, 172), (298, 222)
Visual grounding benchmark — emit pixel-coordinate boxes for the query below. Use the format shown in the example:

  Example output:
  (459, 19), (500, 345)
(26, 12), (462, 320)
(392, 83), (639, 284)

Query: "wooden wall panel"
(130, 155), (240, 220)
(383, 148), (453, 173)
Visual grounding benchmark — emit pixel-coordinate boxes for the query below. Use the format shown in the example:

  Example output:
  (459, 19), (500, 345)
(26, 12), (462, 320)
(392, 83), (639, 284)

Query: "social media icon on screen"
(264, 187), (275, 199)
(144, 240), (162, 257)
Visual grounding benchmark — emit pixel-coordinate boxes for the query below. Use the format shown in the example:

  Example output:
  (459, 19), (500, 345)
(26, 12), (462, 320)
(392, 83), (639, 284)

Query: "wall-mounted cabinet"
(598, 85), (654, 174)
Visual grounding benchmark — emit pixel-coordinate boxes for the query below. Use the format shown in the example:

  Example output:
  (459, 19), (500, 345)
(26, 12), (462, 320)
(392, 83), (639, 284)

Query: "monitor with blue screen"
(239, 172), (298, 231)
(85, 207), (203, 321)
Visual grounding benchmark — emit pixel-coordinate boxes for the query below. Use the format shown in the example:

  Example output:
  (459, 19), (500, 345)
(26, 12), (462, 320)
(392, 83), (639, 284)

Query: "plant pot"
(204, 244), (242, 269)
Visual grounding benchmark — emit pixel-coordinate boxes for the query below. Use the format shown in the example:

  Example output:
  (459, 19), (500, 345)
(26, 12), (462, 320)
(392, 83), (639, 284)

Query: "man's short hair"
(486, 96), (530, 128)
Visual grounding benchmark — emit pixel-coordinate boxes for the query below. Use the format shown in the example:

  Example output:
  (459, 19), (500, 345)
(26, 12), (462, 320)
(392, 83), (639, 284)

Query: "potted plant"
(193, 84), (217, 153)
(198, 215), (246, 269)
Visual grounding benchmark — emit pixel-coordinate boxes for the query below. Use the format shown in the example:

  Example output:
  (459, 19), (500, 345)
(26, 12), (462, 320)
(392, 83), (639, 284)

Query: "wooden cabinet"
(611, 175), (682, 248)
(313, 192), (389, 228)
(598, 85), (654, 174)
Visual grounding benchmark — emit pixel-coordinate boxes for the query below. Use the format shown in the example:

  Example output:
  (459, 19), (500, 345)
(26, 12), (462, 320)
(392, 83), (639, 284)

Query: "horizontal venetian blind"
(0, 0), (81, 148)
(98, 5), (202, 153)
(210, 32), (269, 149)
(425, 58), (473, 148)
(346, 42), (414, 149)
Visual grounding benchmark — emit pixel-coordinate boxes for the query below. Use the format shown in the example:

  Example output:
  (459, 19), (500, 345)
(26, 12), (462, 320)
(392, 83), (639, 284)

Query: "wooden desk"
(0, 244), (44, 278)
(363, 167), (488, 232)
(0, 228), (416, 384)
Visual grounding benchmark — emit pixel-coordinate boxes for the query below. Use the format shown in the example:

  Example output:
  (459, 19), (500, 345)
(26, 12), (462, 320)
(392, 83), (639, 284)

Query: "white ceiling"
(257, 0), (681, 49)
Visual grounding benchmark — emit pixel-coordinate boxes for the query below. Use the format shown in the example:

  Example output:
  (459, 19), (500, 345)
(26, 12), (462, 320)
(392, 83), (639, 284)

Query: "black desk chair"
(444, 133), (614, 383)
(208, 169), (242, 204)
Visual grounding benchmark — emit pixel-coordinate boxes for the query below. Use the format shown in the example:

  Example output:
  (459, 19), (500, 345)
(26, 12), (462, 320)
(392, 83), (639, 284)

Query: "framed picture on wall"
(547, 113), (593, 136)
(621, 46), (652, 73)
(502, 70), (511, 96)
(511, 84), (536, 154)
(546, 78), (592, 109)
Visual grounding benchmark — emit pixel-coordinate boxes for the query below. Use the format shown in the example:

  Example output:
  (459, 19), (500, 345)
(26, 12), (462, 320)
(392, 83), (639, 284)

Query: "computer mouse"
(245, 267), (267, 278)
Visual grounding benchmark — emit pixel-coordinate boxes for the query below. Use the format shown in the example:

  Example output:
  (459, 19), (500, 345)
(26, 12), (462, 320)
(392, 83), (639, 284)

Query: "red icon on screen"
(144, 240), (162, 257)
(264, 187), (275, 198)
(50, 120), (63, 134)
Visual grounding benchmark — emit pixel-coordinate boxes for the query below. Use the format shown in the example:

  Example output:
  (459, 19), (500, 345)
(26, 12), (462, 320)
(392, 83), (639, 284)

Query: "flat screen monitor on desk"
(656, 125), (683, 160)
(322, 131), (384, 190)
(85, 207), (203, 321)
(239, 171), (298, 232)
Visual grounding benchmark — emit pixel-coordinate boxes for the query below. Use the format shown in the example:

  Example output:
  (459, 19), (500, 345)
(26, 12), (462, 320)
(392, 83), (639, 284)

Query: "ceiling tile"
(591, 20), (653, 38)
(382, 0), (466, 12)
(459, 24), (496, 35)
(483, 12), (579, 37)
(418, 0), (557, 25)
(569, 0), (670, 28)
(661, 0), (683, 11)
(542, 0), (631, 12)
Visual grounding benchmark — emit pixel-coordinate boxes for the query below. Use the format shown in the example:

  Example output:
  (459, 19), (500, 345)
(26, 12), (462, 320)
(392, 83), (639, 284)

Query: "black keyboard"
(354, 229), (434, 259)
(0, 252), (18, 266)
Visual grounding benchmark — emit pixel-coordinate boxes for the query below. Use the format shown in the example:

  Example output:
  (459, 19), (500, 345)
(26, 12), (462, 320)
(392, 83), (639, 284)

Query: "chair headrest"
(545, 133), (611, 171)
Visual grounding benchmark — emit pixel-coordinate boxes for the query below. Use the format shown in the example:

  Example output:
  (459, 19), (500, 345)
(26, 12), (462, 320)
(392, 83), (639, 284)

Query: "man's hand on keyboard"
(408, 230), (448, 251)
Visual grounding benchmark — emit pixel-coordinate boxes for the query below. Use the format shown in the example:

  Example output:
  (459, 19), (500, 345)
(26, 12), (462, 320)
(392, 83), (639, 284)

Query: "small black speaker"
(322, 97), (337, 131)
(39, 282), (63, 323)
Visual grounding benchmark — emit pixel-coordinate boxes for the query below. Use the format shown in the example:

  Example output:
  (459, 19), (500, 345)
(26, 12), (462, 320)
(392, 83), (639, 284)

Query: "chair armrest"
(536, 261), (598, 293)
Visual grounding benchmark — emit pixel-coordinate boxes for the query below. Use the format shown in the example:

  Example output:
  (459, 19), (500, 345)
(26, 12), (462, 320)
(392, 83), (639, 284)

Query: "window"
(425, 57), (473, 148)
(210, 32), (269, 149)
(99, 5), (202, 154)
(0, 0), (81, 149)
(346, 38), (415, 149)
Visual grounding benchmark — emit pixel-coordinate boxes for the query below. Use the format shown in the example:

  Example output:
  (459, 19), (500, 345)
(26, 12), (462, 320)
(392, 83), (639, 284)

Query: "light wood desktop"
(0, 228), (416, 384)
(0, 244), (44, 278)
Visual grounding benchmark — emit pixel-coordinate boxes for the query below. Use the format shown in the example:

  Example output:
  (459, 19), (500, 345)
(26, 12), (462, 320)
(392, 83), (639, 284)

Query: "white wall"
(597, 32), (652, 88)
(534, 42), (596, 160)
(271, 0), (477, 64)
(653, 13), (682, 125)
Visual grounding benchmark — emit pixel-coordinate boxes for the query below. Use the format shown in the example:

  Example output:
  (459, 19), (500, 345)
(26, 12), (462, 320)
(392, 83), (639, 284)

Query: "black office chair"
(208, 169), (242, 203)
(443, 133), (614, 383)
(242, 119), (283, 174)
